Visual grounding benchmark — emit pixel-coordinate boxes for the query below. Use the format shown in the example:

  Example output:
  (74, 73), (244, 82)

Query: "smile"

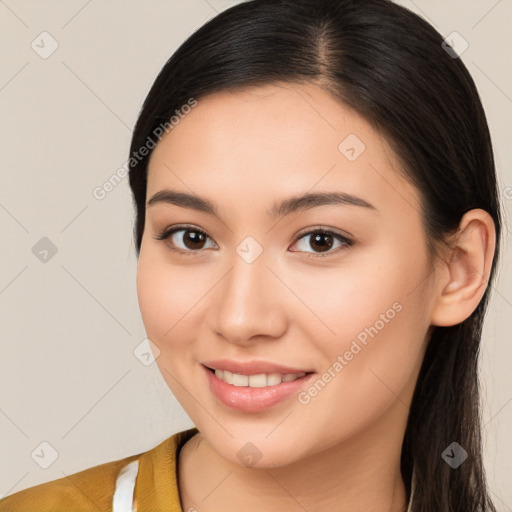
(202, 364), (316, 412)
(209, 367), (308, 387)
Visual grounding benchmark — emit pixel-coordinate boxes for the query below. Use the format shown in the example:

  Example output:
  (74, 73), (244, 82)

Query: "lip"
(202, 364), (316, 413)
(201, 359), (314, 375)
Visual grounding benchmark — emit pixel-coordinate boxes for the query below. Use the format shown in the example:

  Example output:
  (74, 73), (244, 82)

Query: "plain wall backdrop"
(1, 0), (511, 506)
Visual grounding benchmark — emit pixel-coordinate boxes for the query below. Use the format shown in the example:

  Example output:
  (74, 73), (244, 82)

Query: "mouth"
(202, 363), (316, 412)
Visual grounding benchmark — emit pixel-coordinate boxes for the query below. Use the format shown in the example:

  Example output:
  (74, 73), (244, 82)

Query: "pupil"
(311, 232), (333, 252)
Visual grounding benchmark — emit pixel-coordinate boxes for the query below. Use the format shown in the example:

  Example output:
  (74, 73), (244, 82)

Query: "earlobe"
(430, 209), (496, 327)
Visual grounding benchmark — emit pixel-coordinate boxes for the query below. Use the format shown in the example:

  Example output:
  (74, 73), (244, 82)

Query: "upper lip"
(202, 359), (315, 375)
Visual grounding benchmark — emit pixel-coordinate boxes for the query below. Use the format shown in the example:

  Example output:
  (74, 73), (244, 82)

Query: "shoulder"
(0, 452), (140, 512)
(0, 427), (200, 512)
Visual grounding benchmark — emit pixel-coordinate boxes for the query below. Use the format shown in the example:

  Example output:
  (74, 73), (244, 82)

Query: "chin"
(209, 436), (302, 470)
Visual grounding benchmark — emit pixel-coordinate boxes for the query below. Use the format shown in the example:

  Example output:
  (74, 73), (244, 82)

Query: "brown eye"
(153, 225), (217, 254)
(291, 229), (353, 257)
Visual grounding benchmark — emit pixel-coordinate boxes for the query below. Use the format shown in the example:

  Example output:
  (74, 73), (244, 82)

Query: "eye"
(153, 224), (217, 255)
(153, 224), (354, 258)
(290, 228), (354, 257)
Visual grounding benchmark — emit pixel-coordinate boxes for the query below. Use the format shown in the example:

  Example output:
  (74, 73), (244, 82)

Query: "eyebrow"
(146, 189), (377, 219)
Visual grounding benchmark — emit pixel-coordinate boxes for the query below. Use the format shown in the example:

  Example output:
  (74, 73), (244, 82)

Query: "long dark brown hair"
(127, 1), (502, 510)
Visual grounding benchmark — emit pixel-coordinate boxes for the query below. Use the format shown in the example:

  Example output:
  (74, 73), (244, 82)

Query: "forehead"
(146, 83), (422, 219)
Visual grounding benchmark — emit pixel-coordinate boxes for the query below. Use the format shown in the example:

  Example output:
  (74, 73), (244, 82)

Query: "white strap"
(406, 463), (416, 512)
(112, 459), (139, 512)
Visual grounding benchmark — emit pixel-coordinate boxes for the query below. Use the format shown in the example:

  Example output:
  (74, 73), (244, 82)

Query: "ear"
(430, 209), (496, 327)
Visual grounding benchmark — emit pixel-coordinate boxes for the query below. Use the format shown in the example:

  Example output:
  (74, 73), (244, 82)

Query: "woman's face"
(137, 83), (439, 467)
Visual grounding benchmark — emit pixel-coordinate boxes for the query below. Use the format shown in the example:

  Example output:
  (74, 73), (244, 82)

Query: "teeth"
(214, 369), (306, 387)
(223, 370), (234, 385)
(232, 373), (248, 386)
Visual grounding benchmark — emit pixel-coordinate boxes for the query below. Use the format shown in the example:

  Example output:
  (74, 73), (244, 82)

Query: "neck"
(178, 400), (410, 512)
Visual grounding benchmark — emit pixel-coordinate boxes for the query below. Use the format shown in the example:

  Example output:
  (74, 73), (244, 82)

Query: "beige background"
(1, 0), (511, 506)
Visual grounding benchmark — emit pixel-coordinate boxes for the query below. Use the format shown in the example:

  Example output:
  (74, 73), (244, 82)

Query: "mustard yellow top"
(0, 427), (200, 512)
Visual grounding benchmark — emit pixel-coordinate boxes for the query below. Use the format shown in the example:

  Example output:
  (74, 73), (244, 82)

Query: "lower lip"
(203, 365), (315, 413)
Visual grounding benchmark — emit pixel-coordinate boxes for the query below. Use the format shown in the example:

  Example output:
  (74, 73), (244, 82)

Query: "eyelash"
(153, 223), (354, 258)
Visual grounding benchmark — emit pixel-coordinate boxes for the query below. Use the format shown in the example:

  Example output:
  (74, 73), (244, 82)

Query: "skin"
(136, 82), (496, 512)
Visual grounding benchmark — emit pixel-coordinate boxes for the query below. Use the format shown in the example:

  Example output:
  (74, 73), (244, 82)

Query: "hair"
(127, 0), (502, 510)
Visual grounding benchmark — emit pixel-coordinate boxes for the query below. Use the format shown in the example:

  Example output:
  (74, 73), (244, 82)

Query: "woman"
(0, 0), (502, 511)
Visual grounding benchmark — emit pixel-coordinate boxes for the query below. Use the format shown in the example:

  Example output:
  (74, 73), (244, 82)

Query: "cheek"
(287, 252), (419, 341)
(136, 252), (167, 336)
(136, 250), (212, 346)
(289, 242), (430, 385)
(312, 250), (429, 390)
(136, 252), (208, 400)
(292, 261), (428, 444)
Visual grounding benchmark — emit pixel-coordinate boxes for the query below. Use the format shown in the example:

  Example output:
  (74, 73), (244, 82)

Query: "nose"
(210, 250), (288, 346)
